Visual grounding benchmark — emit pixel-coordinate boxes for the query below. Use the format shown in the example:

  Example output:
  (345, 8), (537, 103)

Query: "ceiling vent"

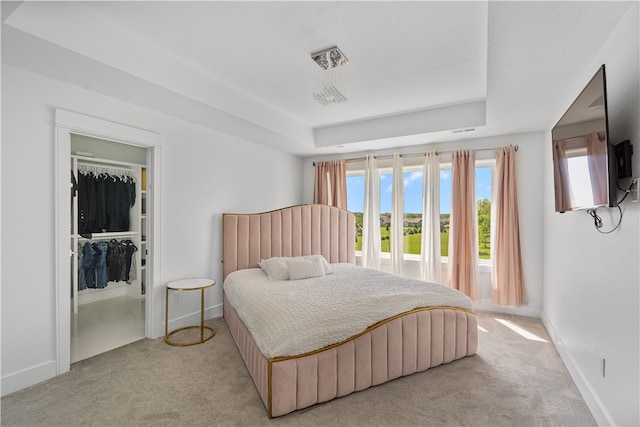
(452, 127), (477, 134)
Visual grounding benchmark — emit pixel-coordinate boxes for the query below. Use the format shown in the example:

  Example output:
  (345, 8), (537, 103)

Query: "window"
(403, 170), (423, 255)
(346, 170), (393, 252)
(346, 174), (364, 251)
(347, 161), (493, 261)
(476, 165), (493, 260)
(439, 163), (493, 259)
(379, 171), (392, 253)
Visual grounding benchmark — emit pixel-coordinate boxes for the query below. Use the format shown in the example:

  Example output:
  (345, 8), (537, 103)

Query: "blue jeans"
(95, 241), (108, 288)
(78, 248), (87, 291)
(81, 241), (109, 288)
(82, 242), (97, 288)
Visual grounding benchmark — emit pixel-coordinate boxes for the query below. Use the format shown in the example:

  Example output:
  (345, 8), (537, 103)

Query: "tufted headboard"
(222, 204), (355, 279)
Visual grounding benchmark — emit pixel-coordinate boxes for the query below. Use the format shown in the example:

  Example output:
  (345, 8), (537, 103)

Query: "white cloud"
(404, 172), (422, 187)
(440, 170), (451, 180)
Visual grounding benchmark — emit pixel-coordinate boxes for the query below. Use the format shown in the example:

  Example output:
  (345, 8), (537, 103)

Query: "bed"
(222, 204), (478, 418)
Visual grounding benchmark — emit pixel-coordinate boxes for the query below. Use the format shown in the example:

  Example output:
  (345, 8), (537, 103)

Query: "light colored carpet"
(1, 311), (596, 426)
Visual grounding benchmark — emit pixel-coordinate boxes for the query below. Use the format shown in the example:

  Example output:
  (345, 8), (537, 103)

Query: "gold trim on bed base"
(265, 305), (477, 418)
(268, 306), (476, 364)
(268, 357), (273, 418)
(224, 290), (478, 419)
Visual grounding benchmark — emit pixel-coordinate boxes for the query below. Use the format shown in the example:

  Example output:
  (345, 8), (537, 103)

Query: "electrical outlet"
(174, 291), (180, 304)
(600, 355), (606, 378)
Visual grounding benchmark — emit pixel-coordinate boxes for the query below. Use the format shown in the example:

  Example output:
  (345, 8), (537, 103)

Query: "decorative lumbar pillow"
(286, 256), (326, 280)
(301, 254), (333, 275)
(258, 257), (290, 280)
(258, 254), (333, 280)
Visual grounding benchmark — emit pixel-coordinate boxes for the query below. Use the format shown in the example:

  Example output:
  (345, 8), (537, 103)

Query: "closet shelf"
(74, 231), (140, 240)
(73, 155), (145, 168)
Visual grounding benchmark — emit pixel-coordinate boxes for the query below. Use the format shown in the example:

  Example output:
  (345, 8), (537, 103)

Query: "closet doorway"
(70, 135), (148, 363)
(55, 109), (163, 376)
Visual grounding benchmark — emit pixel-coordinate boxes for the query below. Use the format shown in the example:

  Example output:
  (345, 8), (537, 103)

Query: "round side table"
(165, 278), (216, 346)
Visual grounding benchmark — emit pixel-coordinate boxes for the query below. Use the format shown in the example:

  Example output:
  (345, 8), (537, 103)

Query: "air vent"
(452, 127), (477, 134)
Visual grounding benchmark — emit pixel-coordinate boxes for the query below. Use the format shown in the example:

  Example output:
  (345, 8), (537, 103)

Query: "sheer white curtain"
(420, 151), (441, 283)
(362, 155), (381, 269)
(391, 153), (404, 275)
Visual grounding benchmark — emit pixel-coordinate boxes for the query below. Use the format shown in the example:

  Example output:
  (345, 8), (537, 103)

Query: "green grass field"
(355, 228), (489, 259)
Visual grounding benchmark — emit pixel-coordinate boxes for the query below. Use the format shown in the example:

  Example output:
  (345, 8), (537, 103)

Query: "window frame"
(345, 159), (494, 270)
(436, 158), (495, 268)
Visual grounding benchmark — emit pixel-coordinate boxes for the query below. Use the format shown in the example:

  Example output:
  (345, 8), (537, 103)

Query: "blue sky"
(346, 167), (492, 214)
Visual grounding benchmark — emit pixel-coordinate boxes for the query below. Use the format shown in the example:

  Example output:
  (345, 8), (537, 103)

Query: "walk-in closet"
(70, 135), (148, 363)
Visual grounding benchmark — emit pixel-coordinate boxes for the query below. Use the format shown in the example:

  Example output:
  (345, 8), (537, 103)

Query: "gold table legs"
(164, 285), (215, 346)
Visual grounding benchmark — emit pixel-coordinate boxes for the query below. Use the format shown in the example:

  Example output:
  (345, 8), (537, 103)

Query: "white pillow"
(258, 255), (333, 280)
(258, 257), (289, 280)
(286, 256), (326, 280)
(302, 254), (333, 275)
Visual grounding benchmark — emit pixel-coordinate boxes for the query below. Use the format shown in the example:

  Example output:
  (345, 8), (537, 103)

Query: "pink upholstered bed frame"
(222, 204), (478, 418)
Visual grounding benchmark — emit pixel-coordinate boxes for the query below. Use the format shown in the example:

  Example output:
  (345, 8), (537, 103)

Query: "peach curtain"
(313, 160), (347, 209)
(586, 132), (608, 206)
(448, 150), (478, 300)
(491, 146), (524, 306)
(552, 140), (572, 212)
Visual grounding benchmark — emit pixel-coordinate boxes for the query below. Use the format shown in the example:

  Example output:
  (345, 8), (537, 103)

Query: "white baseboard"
(164, 303), (223, 332)
(207, 303), (223, 320)
(2, 304), (224, 398)
(1, 360), (57, 397)
(540, 311), (612, 427)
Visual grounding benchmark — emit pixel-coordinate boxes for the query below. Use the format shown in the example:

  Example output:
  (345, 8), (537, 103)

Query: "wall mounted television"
(551, 65), (616, 213)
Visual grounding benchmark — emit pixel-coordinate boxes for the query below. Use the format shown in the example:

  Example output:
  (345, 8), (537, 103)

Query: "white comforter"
(223, 264), (473, 358)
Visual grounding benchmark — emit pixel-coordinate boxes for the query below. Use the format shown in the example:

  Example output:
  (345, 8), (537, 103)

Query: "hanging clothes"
(122, 240), (137, 281)
(107, 239), (126, 282)
(79, 241), (109, 289)
(77, 245), (86, 291)
(80, 239), (137, 289)
(77, 169), (136, 234)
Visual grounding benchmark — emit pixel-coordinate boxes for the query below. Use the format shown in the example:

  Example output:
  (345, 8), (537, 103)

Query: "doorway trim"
(54, 109), (163, 375)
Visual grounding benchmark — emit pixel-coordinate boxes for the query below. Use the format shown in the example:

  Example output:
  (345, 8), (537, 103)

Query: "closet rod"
(77, 164), (134, 176)
(72, 154), (145, 168)
(312, 144), (518, 166)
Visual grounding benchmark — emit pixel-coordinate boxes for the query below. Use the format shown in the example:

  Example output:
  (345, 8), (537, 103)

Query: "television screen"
(551, 65), (614, 213)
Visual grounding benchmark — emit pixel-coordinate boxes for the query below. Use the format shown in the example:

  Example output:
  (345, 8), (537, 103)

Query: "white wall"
(0, 64), (304, 395)
(303, 131), (545, 317)
(542, 4), (639, 426)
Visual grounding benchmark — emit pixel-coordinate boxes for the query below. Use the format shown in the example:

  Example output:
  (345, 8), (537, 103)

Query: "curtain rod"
(313, 145), (518, 166)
